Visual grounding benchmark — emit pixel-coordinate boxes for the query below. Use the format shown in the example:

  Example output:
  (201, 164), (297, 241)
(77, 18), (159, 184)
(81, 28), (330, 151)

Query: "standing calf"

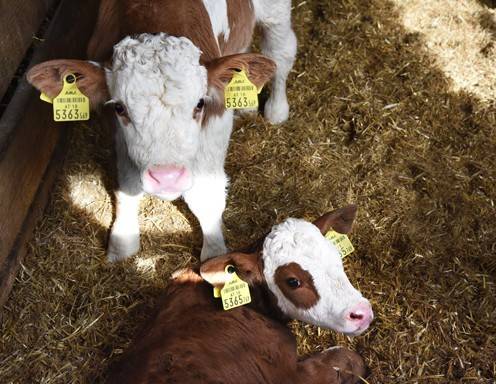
(26, 0), (297, 261)
(106, 205), (373, 383)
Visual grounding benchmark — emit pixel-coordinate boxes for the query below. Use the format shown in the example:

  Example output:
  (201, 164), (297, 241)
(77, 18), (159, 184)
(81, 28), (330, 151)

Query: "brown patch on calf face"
(274, 263), (320, 309)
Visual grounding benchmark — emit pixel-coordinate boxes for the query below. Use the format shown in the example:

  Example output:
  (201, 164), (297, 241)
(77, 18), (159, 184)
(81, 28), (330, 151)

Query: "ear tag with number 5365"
(325, 230), (355, 258)
(224, 69), (260, 110)
(47, 73), (90, 122)
(218, 265), (251, 311)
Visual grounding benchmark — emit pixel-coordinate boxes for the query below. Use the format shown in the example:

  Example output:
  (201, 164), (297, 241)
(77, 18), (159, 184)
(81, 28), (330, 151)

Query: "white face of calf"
(107, 34), (206, 200)
(26, 33), (276, 201)
(262, 217), (373, 336)
(200, 205), (373, 336)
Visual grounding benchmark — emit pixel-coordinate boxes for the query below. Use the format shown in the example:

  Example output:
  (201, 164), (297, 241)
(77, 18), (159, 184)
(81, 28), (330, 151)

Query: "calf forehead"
(110, 33), (207, 108)
(263, 218), (343, 273)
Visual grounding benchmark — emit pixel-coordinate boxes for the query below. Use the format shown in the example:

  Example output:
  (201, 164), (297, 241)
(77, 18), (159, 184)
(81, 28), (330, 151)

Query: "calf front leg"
(296, 347), (369, 384)
(108, 130), (143, 262)
(107, 191), (142, 262)
(258, 2), (297, 124)
(183, 173), (228, 261)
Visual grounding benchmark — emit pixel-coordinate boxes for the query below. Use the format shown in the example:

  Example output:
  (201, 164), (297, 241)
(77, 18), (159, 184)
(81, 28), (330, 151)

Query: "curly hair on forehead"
(112, 33), (203, 74)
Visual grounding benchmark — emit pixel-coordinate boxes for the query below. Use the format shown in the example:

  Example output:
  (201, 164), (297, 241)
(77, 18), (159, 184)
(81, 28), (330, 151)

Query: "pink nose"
(144, 165), (191, 194)
(346, 302), (374, 330)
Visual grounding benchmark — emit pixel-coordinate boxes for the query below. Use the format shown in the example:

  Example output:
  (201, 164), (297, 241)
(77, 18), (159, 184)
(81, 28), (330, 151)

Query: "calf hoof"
(107, 233), (140, 262)
(324, 347), (369, 383)
(235, 107), (258, 119)
(200, 242), (228, 261)
(264, 96), (289, 124)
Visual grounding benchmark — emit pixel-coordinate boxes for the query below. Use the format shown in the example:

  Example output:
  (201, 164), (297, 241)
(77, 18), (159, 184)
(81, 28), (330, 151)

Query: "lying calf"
(106, 205), (373, 383)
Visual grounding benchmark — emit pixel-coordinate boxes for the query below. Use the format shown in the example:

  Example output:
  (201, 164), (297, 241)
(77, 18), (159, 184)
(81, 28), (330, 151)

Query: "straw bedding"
(1, 0), (495, 382)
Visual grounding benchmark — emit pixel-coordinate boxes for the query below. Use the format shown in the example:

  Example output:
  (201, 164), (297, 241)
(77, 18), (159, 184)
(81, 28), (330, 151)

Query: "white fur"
(108, 34), (207, 172)
(252, 0), (297, 124)
(107, 191), (143, 262)
(183, 112), (234, 261)
(202, 0), (230, 48)
(106, 34), (236, 261)
(263, 219), (368, 334)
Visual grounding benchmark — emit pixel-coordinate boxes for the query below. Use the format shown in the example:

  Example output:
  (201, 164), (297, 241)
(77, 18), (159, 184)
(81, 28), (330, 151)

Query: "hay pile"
(1, 0), (495, 382)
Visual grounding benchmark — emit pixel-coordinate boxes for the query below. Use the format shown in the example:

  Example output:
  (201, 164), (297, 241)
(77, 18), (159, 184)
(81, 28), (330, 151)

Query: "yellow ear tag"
(325, 231), (355, 258)
(220, 265), (251, 311)
(213, 286), (221, 298)
(52, 74), (90, 122)
(224, 69), (259, 110)
(40, 92), (53, 104)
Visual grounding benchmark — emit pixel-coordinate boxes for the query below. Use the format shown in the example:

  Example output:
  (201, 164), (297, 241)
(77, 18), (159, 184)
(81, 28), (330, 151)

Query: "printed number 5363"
(55, 108), (80, 120)
(226, 97), (249, 108)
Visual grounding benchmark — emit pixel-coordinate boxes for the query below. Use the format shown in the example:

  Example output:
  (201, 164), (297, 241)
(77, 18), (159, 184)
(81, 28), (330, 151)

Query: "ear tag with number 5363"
(217, 265), (251, 311)
(325, 230), (355, 258)
(224, 69), (260, 110)
(43, 73), (90, 122)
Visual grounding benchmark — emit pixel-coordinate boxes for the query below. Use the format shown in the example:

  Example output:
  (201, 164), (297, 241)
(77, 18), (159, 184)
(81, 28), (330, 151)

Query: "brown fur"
(106, 264), (368, 384)
(219, 0), (256, 55)
(203, 54), (276, 121)
(87, 0), (256, 64)
(274, 262), (320, 309)
(312, 205), (358, 235)
(26, 60), (109, 109)
(30, 0), (275, 124)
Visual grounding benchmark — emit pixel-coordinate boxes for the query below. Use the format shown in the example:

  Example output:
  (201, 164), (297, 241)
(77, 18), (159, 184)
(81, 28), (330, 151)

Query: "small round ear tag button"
(65, 74), (76, 84)
(226, 265), (236, 274)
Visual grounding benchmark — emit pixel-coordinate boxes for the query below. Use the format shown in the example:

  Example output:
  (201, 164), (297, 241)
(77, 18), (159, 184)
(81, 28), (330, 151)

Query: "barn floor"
(1, 0), (495, 382)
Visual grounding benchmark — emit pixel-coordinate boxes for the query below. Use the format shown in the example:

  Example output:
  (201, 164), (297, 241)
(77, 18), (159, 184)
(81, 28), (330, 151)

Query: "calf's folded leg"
(296, 346), (369, 384)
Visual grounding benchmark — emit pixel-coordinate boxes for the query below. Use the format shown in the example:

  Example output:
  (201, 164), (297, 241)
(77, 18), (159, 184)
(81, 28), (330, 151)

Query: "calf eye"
(114, 102), (127, 116)
(196, 98), (205, 109)
(286, 278), (301, 289)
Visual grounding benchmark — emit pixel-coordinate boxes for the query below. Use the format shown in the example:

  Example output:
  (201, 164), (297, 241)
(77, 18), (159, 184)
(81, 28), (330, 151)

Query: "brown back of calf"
(105, 269), (368, 384)
(87, 0), (255, 62)
(106, 270), (295, 383)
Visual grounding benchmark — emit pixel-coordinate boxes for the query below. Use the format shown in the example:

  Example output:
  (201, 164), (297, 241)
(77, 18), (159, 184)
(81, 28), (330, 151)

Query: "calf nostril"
(349, 312), (364, 321)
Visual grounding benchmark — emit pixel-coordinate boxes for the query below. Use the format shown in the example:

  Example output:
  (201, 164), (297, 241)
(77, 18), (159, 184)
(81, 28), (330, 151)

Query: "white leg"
(258, 4), (297, 124)
(107, 191), (143, 262)
(183, 173), (228, 261)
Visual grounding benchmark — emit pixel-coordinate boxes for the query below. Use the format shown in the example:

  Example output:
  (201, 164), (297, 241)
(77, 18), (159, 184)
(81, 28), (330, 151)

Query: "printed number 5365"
(224, 295), (244, 308)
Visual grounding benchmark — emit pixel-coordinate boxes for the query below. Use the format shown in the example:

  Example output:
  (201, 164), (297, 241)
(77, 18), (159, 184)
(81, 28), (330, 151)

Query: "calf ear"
(200, 252), (263, 288)
(312, 204), (357, 235)
(26, 59), (109, 109)
(206, 53), (276, 91)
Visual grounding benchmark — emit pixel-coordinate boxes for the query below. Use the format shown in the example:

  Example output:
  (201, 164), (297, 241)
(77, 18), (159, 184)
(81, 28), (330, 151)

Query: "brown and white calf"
(106, 205), (373, 383)
(26, 0), (297, 261)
